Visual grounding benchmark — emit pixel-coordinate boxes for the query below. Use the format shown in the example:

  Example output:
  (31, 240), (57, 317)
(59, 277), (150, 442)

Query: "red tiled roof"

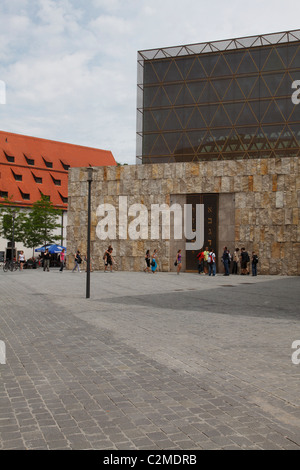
(0, 130), (116, 209)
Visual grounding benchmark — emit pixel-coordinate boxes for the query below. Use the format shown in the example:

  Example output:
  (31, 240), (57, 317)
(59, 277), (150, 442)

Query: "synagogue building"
(67, 30), (300, 275)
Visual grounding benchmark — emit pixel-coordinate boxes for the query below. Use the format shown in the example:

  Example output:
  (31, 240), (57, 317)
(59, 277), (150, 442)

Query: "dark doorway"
(186, 194), (219, 271)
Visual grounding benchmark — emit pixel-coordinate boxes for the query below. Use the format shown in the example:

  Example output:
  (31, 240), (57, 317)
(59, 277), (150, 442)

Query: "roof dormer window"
(60, 159), (70, 170)
(59, 192), (68, 204)
(19, 188), (30, 200)
(32, 172), (42, 184)
(24, 154), (34, 165)
(51, 175), (61, 186)
(42, 156), (53, 168)
(4, 151), (14, 163)
(12, 170), (22, 181)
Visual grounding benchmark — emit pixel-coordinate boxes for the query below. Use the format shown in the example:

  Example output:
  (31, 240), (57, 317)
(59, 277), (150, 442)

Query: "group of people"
(144, 248), (183, 275)
(221, 247), (258, 276)
(69, 247), (115, 273)
(196, 247), (217, 276)
(11, 250), (58, 271)
(70, 245), (258, 277)
(42, 248), (66, 272)
(144, 249), (159, 273)
(197, 246), (258, 276)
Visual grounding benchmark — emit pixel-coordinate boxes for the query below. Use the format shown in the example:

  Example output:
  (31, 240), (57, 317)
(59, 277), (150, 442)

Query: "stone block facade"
(67, 157), (300, 275)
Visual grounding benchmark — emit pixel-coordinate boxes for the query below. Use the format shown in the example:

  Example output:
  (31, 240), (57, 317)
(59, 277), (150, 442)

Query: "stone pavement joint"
(0, 269), (300, 450)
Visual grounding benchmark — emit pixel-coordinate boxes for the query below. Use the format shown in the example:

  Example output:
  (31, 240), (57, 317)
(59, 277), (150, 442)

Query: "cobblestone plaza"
(0, 268), (299, 450)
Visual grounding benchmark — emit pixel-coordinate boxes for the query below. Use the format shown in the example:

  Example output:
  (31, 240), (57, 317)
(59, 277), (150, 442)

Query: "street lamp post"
(11, 211), (16, 261)
(86, 167), (93, 299)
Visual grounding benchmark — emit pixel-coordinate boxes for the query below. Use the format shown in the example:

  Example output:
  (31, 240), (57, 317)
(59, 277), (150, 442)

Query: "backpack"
(207, 253), (212, 263)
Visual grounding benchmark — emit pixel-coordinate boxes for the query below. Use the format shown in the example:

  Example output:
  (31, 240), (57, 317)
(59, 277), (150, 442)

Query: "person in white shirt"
(208, 249), (216, 276)
(19, 250), (25, 270)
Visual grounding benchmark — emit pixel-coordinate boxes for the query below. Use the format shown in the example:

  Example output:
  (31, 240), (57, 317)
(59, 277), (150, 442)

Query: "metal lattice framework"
(137, 30), (300, 163)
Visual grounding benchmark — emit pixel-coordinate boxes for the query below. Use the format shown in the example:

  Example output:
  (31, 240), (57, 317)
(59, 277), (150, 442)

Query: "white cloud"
(1, 0), (300, 164)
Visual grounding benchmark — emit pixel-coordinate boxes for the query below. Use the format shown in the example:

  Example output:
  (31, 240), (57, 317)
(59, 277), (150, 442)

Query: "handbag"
(174, 260), (177, 266)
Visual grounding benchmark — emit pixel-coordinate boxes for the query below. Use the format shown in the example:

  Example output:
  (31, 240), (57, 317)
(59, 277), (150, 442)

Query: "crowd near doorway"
(185, 194), (219, 272)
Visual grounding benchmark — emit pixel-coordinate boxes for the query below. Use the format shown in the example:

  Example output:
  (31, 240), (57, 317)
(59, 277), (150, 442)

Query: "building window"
(51, 175), (61, 186)
(12, 170), (22, 181)
(24, 154), (34, 165)
(60, 160), (70, 170)
(59, 192), (68, 204)
(0, 191), (8, 198)
(32, 172), (42, 184)
(4, 151), (14, 163)
(42, 157), (53, 168)
(19, 188), (30, 200)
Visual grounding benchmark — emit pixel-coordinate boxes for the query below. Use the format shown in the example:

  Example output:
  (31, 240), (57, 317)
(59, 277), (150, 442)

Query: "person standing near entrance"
(59, 249), (65, 272)
(240, 247), (250, 275)
(251, 251), (259, 276)
(222, 247), (230, 276)
(232, 248), (240, 274)
(208, 249), (216, 276)
(203, 247), (209, 274)
(196, 249), (204, 274)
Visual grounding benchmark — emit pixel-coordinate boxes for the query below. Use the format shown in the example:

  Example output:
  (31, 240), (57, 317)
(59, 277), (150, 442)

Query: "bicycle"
(3, 260), (20, 272)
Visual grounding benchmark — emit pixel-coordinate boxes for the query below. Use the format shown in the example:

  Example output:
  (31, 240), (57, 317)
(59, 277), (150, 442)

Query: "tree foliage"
(0, 198), (27, 242)
(22, 195), (62, 248)
(0, 195), (62, 249)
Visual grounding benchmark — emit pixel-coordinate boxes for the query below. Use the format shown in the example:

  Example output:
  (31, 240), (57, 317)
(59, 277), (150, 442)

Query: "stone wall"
(67, 158), (300, 275)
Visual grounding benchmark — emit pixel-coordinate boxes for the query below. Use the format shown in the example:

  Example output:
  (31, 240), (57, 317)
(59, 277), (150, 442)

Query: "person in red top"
(59, 249), (65, 272)
(196, 249), (204, 274)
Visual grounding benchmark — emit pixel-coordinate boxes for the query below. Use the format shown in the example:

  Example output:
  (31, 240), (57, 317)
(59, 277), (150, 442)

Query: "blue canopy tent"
(35, 244), (66, 254)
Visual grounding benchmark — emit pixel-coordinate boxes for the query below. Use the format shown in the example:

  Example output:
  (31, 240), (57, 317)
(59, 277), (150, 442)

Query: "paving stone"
(0, 270), (299, 450)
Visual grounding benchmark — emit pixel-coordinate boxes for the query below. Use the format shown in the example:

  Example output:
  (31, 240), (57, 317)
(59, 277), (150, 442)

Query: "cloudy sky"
(0, 0), (300, 164)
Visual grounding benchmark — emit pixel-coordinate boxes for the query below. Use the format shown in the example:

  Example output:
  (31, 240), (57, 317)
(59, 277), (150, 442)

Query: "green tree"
(0, 198), (27, 243)
(22, 195), (62, 249)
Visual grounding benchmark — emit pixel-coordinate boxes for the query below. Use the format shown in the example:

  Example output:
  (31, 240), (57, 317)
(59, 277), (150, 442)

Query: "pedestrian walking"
(151, 249), (158, 273)
(19, 251), (25, 270)
(176, 249), (182, 274)
(59, 249), (65, 272)
(72, 250), (82, 272)
(104, 247), (114, 272)
(43, 249), (51, 272)
(144, 250), (151, 272)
